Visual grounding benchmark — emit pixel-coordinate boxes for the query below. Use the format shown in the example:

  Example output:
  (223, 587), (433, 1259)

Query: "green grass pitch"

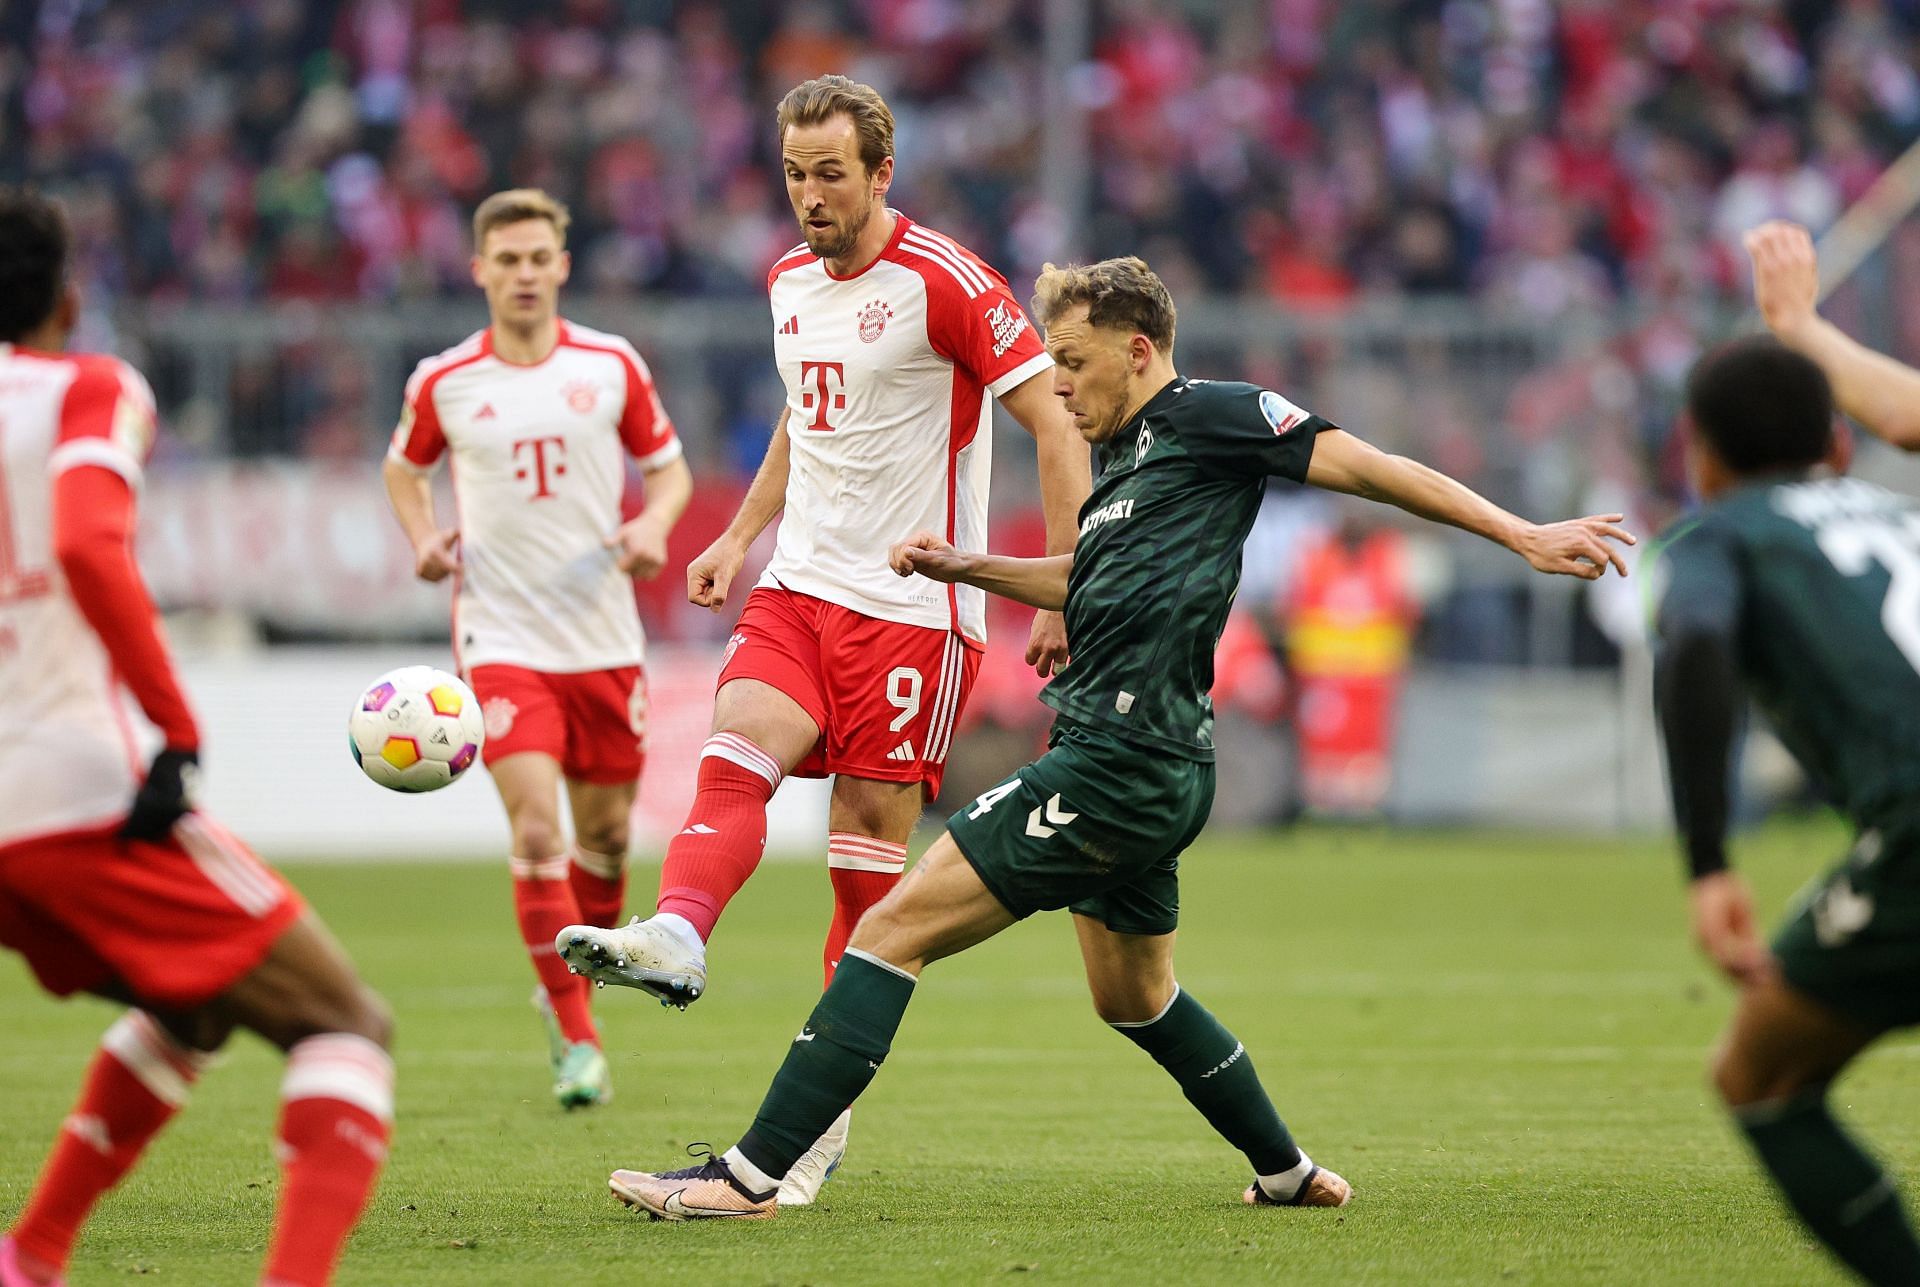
(3, 817), (1914, 1284)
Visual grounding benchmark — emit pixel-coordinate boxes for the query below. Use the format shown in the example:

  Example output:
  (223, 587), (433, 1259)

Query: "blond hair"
(1031, 257), (1177, 352)
(776, 75), (895, 174)
(472, 188), (571, 251)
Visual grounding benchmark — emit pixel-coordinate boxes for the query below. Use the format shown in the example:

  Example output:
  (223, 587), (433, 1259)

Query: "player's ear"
(53, 282), (79, 339)
(469, 254), (485, 289)
(870, 155), (894, 200)
(1826, 418), (1854, 476)
(557, 249), (571, 288)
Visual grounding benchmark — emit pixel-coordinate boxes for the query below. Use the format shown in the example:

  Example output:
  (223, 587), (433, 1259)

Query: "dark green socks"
(1114, 986), (1303, 1178)
(733, 950), (917, 1186)
(1736, 1090), (1920, 1285)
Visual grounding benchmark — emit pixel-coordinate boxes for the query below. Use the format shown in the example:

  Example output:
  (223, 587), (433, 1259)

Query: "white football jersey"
(389, 321), (682, 674)
(0, 344), (160, 848)
(763, 213), (1052, 642)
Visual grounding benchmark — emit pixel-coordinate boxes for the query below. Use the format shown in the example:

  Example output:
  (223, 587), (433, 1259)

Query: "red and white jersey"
(388, 321), (683, 673)
(763, 213), (1052, 642)
(0, 344), (159, 847)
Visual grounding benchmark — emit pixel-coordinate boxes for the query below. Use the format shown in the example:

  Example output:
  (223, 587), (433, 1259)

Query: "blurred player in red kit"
(383, 189), (692, 1109)
(0, 188), (394, 1287)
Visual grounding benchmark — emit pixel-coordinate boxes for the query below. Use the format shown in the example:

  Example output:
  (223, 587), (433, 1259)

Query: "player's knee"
(305, 982), (394, 1051)
(511, 813), (563, 862)
(1708, 1042), (1801, 1108)
(345, 986), (395, 1051)
(1088, 978), (1174, 1027)
(154, 1007), (236, 1056)
(580, 818), (629, 858)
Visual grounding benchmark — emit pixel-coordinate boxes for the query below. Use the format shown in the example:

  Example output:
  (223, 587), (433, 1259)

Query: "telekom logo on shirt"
(512, 435), (567, 499)
(799, 361), (846, 432)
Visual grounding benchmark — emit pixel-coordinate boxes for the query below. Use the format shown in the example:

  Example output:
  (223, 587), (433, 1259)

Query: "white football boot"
(556, 916), (707, 1008)
(775, 1109), (851, 1207)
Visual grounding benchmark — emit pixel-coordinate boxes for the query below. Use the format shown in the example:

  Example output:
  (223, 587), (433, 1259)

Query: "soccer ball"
(347, 666), (486, 793)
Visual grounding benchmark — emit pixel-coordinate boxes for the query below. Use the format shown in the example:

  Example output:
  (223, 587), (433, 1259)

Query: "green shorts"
(945, 720), (1214, 937)
(1773, 808), (1920, 1032)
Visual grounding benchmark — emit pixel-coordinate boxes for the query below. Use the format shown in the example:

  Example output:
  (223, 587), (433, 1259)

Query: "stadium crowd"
(3, 0), (1914, 313)
(7, 0), (1920, 673)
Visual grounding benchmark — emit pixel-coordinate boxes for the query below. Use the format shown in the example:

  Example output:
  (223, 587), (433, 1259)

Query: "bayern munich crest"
(857, 298), (893, 343)
(483, 696), (518, 740)
(562, 379), (599, 413)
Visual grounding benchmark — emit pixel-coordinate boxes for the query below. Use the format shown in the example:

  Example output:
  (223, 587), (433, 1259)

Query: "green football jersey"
(1656, 475), (1920, 827)
(1041, 376), (1332, 760)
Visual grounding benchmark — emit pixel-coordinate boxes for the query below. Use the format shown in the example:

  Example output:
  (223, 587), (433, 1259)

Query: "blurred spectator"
(8, 0), (1911, 322)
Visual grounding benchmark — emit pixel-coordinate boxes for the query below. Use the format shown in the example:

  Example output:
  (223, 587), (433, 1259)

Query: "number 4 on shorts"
(967, 779), (1021, 820)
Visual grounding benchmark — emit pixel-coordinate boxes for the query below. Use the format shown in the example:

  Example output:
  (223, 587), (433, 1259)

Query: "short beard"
(804, 202), (871, 260)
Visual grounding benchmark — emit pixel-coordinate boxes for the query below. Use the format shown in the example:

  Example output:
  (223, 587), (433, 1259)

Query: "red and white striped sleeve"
(612, 343), (683, 471)
(901, 226), (1052, 398)
(49, 355), (158, 486)
(388, 358), (451, 473)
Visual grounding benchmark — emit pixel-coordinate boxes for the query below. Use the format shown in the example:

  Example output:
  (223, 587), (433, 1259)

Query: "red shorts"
(719, 587), (982, 794)
(0, 814), (304, 1010)
(468, 663), (647, 785)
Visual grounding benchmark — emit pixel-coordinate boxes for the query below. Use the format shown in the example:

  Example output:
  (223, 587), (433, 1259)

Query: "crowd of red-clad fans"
(6, 0), (1913, 313)
(8, 0), (1920, 677)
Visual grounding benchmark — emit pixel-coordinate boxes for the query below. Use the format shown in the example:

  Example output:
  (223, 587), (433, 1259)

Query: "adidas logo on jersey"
(475, 402), (498, 420)
(779, 315), (800, 335)
(886, 741), (916, 762)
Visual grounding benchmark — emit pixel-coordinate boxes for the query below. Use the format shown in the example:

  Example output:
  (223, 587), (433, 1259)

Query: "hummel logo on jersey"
(679, 823), (719, 836)
(986, 301), (1029, 357)
(887, 740), (916, 762)
(779, 315), (800, 335)
(475, 402), (498, 420)
(794, 1029), (817, 1044)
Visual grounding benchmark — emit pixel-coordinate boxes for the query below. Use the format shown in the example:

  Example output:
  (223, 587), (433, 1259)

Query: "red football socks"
(261, 1034), (394, 1287)
(10, 1011), (204, 1273)
(823, 834), (907, 988)
(654, 734), (783, 941)
(568, 845), (627, 929)
(511, 854), (597, 1045)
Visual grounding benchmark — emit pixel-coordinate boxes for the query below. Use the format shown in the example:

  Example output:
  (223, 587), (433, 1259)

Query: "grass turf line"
(1, 817), (1913, 1284)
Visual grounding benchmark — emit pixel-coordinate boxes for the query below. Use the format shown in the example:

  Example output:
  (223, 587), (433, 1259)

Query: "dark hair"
(776, 76), (895, 174)
(1031, 257), (1178, 352)
(0, 188), (70, 343)
(1685, 336), (1834, 474)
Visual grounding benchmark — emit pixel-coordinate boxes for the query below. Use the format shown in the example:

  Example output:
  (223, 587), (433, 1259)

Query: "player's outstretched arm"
(888, 531), (1072, 611)
(689, 409), (790, 611)
(608, 455), (692, 579)
(1746, 220), (1920, 451)
(996, 373), (1091, 676)
(381, 454), (459, 582)
(1304, 429), (1634, 579)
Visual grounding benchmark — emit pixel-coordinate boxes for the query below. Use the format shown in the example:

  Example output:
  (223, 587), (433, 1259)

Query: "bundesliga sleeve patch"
(1259, 390), (1310, 436)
